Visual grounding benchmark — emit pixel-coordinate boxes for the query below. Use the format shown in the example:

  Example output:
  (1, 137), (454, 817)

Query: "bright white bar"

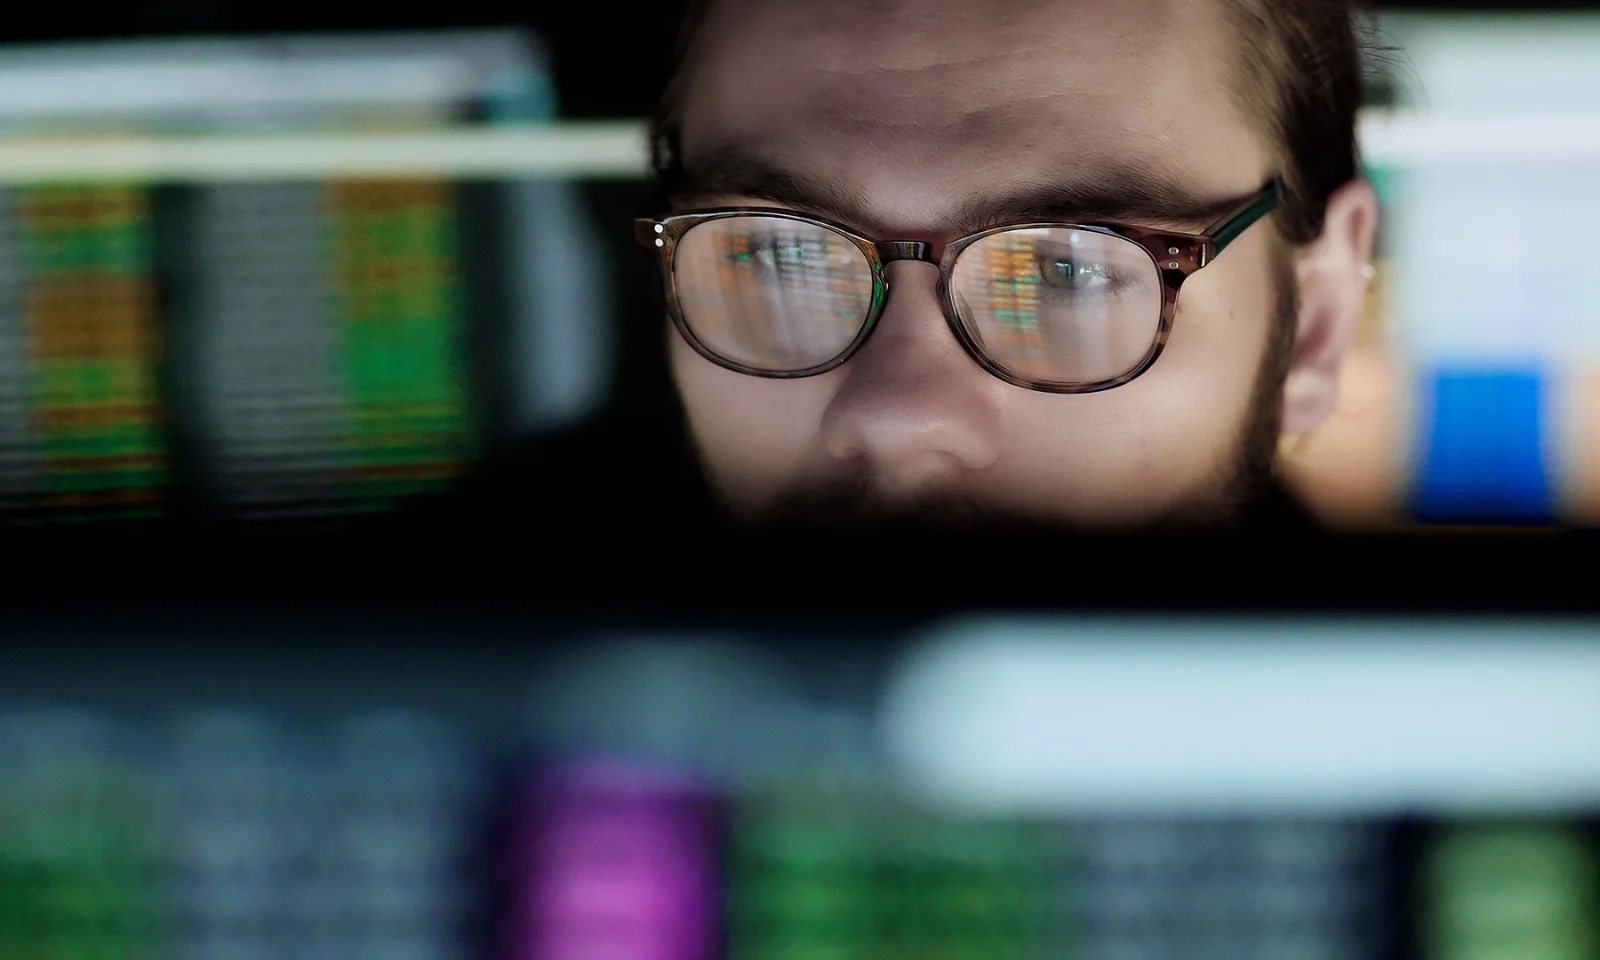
(881, 618), (1600, 815)
(0, 122), (649, 182)
(0, 112), (1596, 182)
(1359, 113), (1600, 165)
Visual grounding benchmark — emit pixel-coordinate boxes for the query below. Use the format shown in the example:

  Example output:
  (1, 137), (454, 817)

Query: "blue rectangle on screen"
(1412, 369), (1551, 525)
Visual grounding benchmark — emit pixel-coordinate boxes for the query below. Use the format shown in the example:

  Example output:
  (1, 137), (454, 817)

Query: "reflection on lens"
(673, 216), (874, 372)
(951, 228), (1163, 387)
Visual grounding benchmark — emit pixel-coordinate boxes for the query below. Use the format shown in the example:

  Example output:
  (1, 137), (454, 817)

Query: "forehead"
(679, 0), (1269, 234)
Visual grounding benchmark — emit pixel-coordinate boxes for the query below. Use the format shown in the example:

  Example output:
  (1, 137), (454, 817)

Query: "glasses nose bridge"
(873, 239), (939, 265)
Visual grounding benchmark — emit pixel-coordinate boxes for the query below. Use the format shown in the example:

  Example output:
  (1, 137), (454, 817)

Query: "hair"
(1216, 0), (1372, 246)
(649, 0), (1378, 248)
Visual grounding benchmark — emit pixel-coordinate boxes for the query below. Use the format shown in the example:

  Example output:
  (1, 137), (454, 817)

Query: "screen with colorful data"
(0, 32), (614, 525)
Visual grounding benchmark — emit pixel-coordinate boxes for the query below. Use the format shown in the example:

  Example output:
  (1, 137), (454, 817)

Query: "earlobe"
(1279, 179), (1381, 436)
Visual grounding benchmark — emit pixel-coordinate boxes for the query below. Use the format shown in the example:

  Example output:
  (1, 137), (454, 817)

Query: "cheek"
(997, 258), (1276, 515)
(1132, 257), (1277, 453)
(1153, 264), (1276, 420)
(669, 334), (835, 485)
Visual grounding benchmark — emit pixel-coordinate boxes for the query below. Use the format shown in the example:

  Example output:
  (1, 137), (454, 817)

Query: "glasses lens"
(950, 227), (1164, 387)
(672, 216), (875, 372)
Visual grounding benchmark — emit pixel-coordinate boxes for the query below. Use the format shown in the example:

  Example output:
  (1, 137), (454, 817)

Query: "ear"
(1280, 179), (1381, 436)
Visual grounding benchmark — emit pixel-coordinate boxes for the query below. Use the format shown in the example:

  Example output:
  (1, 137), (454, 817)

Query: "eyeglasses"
(634, 181), (1281, 394)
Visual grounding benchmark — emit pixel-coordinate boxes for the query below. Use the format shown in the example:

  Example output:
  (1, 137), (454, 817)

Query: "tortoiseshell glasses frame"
(635, 177), (1282, 394)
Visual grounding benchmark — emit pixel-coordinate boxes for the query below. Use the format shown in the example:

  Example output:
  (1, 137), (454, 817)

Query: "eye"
(1038, 257), (1113, 291)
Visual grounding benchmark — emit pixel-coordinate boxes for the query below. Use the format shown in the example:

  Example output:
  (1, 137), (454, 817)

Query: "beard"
(680, 251), (1302, 537)
(1140, 249), (1300, 533)
(753, 474), (1050, 533)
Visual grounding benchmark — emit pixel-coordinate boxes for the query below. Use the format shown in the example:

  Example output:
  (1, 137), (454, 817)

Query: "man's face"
(668, 0), (1290, 529)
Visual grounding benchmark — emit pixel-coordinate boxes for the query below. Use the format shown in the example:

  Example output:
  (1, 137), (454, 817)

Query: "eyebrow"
(953, 174), (1262, 235)
(671, 143), (873, 223)
(672, 142), (1260, 237)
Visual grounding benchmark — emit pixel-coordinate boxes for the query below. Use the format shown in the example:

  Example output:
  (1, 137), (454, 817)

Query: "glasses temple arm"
(1208, 180), (1284, 256)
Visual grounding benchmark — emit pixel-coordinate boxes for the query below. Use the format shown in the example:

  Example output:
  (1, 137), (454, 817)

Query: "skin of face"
(667, 0), (1378, 529)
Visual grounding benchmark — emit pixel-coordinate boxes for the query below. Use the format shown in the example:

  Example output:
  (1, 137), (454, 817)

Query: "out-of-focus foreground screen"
(0, 11), (1595, 529)
(4, 618), (1599, 959)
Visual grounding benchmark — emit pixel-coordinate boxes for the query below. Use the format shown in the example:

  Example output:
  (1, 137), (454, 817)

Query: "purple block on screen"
(506, 759), (718, 960)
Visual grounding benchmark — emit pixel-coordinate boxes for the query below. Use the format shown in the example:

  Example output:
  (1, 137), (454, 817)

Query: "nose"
(819, 260), (1003, 486)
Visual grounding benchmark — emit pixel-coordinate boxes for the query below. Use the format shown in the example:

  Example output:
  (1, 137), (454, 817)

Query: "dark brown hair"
(1217, 0), (1371, 245)
(649, 0), (1373, 247)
